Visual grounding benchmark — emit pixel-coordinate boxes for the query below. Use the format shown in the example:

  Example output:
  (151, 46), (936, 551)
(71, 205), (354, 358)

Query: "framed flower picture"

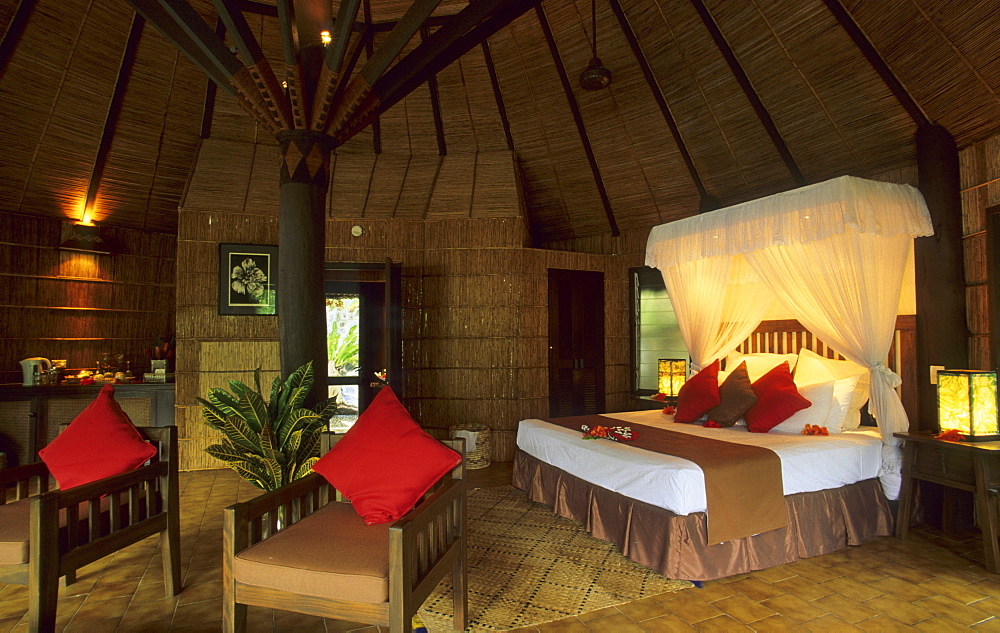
(218, 244), (278, 315)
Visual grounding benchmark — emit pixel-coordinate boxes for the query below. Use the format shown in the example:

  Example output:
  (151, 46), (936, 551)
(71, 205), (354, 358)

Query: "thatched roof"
(1, 0), (998, 243)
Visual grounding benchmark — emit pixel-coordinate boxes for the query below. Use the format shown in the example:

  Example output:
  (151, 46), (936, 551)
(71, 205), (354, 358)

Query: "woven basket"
(451, 425), (490, 470)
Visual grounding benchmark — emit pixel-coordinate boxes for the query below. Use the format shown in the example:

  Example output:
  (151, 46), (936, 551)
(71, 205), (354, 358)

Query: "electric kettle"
(20, 357), (52, 386)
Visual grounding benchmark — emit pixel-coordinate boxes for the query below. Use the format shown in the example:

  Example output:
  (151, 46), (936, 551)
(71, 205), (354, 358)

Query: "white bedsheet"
(516, 410), (883, 517)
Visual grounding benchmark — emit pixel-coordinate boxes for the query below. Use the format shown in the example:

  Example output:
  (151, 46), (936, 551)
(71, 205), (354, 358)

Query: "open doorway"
(324, 262), (401, 429)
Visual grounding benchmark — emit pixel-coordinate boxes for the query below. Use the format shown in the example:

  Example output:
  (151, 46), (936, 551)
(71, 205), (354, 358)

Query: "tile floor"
(2, 463), (1000, 632)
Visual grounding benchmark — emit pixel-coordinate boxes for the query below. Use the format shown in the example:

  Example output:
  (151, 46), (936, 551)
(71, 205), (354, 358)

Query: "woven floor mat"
(418, 486), (693, 631)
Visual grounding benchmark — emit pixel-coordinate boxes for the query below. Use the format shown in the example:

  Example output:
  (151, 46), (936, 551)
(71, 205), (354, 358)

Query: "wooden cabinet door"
(548, 269), (605, 417)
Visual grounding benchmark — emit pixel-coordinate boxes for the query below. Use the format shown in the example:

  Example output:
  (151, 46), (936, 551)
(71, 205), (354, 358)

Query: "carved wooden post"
(915, 123), (969, 431)
(278, 129), (332, 406)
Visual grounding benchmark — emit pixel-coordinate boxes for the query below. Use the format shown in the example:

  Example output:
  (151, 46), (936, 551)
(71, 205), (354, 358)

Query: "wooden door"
(548, 269), (605, 417)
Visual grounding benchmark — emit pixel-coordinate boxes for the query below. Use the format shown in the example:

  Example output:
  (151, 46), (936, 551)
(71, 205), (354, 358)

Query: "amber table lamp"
(937, 370), (999, 441)
(657, 359), (687, 398)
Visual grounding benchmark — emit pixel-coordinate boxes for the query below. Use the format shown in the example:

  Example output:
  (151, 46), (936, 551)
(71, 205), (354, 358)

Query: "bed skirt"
(512, 449), (894, 581)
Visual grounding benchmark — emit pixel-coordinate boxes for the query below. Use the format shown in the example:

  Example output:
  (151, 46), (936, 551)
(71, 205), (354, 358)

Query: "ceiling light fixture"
(579, 0), (611, 91)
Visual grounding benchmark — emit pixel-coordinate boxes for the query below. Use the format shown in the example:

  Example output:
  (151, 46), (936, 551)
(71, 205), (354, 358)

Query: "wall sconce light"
(658, 358), (687, 398)
(59, 221), (115, 255)
(937, 369), (999, 441)
(320, 30), (332, 46)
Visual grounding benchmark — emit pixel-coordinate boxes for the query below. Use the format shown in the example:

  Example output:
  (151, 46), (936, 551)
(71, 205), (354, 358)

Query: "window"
(630, 267), (688, 394)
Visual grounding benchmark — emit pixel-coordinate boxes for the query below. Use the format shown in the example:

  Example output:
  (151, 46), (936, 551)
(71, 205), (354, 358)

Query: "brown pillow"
(707, 362), (757, 426)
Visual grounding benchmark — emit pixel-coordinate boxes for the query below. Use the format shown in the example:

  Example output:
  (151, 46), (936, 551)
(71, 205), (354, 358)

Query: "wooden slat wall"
(960, 134), (1000, 372)
(0, 211), (176, 384)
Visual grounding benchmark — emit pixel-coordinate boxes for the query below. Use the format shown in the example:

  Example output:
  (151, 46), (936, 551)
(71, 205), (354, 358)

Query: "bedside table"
(894, 432), (1000, 572)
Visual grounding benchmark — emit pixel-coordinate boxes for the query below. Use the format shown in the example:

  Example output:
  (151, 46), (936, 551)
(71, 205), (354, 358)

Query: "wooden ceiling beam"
(152, 0), (278, 133)
(199, 18), (226, 139)
(310, 0), (361, 131)
(421, 26), (447, 156)
(326, 0), (361, 72)
(377, 0), (543, 114)
(361, 0), (444, 85)
(276, 0), (309, 128)
(820, 0), (929, 127)
(689, 0), (806, 187)
(535, 4), (619, 237)
(374, 0), (508, 107)
(364, 0), (381, 153)
(609, 0), (716, 211)
(327, 0), (443, 135)
(481, 39), (514, 152)
(125, 0), (235, 94)
(213, 0), (292, 130)
(84, 14), (145, 219)
(156, 0), (244, 77)
(331, 0), (543, 146)
(0, 0), (38, 80)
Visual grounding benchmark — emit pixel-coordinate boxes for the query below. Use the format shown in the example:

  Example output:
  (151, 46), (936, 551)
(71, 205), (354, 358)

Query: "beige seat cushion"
(0, 493), (155, 566)
(233, 501), (390, 604)
(0, 499), (30, 565)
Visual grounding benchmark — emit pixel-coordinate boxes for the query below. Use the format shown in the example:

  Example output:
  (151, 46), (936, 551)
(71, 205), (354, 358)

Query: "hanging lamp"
(579, 0), (612, 90)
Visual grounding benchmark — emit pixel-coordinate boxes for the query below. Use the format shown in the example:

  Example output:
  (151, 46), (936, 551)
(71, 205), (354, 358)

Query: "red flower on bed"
(662, 405), (676, 415)
(935, 428), (966, 442)
(802, 424), (829, 436)
(581, 425), (635, 442)
(703, 420), (722, 428)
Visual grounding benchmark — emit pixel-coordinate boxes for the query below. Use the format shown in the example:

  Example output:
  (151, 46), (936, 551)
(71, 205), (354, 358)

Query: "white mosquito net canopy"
(645, 175), (933, 498)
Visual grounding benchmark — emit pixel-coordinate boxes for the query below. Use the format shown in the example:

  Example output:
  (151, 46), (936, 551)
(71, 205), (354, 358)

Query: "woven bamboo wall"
(175, 138), (629, 468)
(0, 210), (176, 385)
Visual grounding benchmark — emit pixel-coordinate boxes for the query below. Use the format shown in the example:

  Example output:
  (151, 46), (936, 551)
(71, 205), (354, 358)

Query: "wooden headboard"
(731, 315), (917, 427)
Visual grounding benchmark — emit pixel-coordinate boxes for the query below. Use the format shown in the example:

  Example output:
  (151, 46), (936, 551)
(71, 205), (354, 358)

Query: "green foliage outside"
(326, 296), (360, 375)
(198, 362), (336, 491)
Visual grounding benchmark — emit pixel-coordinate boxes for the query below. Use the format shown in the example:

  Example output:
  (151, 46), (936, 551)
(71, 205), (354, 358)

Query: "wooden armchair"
(0, 426), (181, 633)
(223, 437), (467, 633)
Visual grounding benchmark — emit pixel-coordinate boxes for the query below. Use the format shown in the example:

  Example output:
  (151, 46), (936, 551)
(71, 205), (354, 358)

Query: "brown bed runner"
(539, 415), (787, 545)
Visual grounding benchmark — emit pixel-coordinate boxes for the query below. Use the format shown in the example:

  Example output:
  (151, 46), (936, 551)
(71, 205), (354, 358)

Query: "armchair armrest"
(0, 462), (50, 501)
(224, 472), (333, 554)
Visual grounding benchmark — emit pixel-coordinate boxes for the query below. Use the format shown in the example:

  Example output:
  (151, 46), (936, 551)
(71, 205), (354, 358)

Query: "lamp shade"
(937, 370), (999, 441)
(60, 222), (114, 255)
(657, 359), (687, 398)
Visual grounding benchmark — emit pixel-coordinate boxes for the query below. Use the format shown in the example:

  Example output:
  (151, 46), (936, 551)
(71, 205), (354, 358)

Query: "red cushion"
(38, 384), (157, 489)
(312, 387), (462, 525)
(744, 362), (812, 433)
(673, 359), (721, 423)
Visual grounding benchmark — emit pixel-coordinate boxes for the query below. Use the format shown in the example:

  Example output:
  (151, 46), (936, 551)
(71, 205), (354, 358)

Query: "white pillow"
(770, 380), (835, 433)
(726, 352), (799, 382)
(793, 349), (870, 430)
(824, 375), (862, 433)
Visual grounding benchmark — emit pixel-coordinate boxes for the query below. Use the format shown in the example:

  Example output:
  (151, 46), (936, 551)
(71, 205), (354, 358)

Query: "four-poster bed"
(514, 176), (934, 580)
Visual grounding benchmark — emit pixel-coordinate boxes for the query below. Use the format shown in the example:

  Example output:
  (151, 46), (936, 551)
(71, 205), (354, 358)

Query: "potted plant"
(198, 362), (336, 491)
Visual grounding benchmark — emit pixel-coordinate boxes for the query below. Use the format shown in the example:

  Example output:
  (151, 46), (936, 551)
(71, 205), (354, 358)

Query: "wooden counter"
(0, 383), (174, 465)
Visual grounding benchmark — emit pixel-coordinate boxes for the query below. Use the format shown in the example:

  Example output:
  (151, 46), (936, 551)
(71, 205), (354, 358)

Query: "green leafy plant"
(198, 362), (336, 491)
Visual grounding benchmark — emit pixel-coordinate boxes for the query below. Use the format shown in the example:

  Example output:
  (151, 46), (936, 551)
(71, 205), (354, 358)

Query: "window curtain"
(742, 232), (914, 498)
(659, 255), (775, 371)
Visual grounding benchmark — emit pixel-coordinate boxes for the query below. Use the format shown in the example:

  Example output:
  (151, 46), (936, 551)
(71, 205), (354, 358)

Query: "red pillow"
(38, 384), (157, 489)
(744, 362), (812, 433)
(312, 387), (462, 525)
(673, 359), (721, 423)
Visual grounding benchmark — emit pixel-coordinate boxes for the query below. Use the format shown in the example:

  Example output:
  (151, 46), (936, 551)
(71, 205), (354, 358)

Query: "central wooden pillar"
(914, 123), (969, 431)
(278, 129), (332, 406)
